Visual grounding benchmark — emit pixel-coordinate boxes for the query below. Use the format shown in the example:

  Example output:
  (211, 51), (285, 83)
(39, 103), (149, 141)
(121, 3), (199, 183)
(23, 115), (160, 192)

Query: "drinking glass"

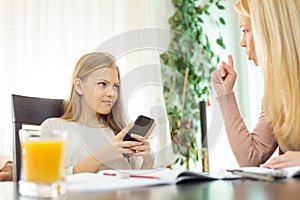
(19, 129), (67, 198)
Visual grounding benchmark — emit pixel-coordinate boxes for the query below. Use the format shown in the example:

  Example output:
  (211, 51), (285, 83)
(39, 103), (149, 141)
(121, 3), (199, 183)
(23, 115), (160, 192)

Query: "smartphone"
(123, 115), (154, 141)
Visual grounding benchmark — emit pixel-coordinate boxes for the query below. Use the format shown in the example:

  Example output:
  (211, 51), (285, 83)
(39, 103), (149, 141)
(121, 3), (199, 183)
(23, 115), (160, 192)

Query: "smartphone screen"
(123, 115), (154, 141)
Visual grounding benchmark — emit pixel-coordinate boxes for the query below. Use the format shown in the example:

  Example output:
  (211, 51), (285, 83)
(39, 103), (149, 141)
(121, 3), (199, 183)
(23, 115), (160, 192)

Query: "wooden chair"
(11, 94), (64, 182)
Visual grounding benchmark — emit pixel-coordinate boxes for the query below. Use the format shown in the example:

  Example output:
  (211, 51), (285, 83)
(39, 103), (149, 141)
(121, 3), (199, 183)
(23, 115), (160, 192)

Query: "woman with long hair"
(212, 0), (300, 169)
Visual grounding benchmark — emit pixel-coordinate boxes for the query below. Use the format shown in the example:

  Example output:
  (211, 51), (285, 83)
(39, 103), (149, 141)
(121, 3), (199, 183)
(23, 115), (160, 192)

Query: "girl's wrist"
(141, 151), (155, 168)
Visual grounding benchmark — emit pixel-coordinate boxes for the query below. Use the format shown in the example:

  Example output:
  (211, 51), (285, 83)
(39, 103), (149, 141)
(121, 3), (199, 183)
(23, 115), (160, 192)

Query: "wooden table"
(1, 178), (300, 200)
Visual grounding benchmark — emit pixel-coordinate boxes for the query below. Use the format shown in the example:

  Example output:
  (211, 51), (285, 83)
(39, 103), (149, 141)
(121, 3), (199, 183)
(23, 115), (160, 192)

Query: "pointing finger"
(227, 55), (234, 69)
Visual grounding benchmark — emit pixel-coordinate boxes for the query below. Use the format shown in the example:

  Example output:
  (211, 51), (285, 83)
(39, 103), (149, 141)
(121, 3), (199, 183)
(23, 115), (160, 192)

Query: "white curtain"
(0, 0), (174, 167)
(0, 0), (264, 170)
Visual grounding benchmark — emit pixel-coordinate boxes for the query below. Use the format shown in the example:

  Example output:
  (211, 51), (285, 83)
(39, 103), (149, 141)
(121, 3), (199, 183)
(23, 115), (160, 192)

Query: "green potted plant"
(160, 0), (226, 170)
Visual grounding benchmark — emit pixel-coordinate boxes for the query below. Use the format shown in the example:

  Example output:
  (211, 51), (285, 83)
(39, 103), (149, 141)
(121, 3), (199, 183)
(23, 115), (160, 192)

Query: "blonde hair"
(234, 0), (250, 17)
(61, 52), (127, 134)
(249, 0), (300, 150)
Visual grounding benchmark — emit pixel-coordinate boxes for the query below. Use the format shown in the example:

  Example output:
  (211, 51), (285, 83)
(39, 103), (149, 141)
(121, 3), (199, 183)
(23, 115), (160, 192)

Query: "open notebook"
(66, 166), (300, 192)
(66, 168), (238, 192)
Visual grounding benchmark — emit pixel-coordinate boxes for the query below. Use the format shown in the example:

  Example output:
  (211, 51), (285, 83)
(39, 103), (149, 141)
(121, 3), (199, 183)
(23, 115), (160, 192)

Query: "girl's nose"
(105, 86), (116, 97)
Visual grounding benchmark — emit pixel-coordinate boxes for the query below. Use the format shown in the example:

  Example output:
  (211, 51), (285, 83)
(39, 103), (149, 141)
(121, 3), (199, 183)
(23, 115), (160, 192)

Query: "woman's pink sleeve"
(217, 92), (278, 166)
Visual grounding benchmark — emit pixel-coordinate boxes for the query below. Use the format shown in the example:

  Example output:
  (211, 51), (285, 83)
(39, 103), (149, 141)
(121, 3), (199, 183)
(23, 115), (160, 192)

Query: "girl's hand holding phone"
(129, 122), (155, 156)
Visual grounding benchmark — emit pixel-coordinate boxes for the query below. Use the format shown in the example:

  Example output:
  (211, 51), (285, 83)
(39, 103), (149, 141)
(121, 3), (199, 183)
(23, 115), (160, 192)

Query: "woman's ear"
(74, 78), (83, 95)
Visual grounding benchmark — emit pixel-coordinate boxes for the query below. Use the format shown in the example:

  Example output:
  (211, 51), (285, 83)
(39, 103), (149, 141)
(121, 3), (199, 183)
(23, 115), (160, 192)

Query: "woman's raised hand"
(211, 55), (237, 96)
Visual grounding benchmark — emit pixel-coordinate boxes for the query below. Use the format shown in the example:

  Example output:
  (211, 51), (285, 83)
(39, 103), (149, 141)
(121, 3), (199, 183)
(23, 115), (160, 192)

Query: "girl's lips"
(102, 101), (113, 104)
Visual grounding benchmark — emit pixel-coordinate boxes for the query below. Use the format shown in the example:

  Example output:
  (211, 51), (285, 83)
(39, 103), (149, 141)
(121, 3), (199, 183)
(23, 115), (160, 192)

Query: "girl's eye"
(98, 82), (106, 87)
(242, 29), (249, 33)
(113, 84), (120, 91)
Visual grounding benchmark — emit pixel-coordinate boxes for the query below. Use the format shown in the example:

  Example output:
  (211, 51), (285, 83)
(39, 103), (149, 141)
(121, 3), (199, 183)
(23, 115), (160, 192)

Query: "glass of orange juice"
(19, 129), (67, 198)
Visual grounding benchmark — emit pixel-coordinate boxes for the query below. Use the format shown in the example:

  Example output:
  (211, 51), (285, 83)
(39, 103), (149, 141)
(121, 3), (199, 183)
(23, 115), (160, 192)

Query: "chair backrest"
(11, 94), (64, 182)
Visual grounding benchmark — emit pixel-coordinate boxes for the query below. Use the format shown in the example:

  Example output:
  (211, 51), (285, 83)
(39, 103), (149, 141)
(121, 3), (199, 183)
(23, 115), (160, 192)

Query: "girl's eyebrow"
(98, 78), (120, 84)
(98, 78), (109, 82)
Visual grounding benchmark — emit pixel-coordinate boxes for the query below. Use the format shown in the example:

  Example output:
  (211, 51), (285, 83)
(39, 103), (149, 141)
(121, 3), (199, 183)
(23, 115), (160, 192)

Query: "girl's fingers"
(121, 140), (143, 148)
(132, 152), (148, 156)
(131, 146), (150, 152)
(130, 133), (148, 142)
(116, 124), (133, 140)
(131, 146), (151, 156)
(128, 134), (150, 154)
(121, 148), (135, 154)
(130, 139), (150, 149)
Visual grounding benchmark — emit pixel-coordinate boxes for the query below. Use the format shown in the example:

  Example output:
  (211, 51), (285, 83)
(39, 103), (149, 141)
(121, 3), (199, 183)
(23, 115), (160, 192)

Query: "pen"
(227, 169), (286, 181)
(103, 172), (160, 179)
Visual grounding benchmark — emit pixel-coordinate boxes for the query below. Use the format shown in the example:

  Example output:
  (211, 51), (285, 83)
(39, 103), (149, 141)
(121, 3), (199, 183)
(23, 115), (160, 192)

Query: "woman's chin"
(253, 60), (258, 66)
(248, 57), (258, 66)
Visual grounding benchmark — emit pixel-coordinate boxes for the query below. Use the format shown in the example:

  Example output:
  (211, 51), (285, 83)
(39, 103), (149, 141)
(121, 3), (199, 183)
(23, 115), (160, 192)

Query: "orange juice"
(22, 140), (64, 183)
